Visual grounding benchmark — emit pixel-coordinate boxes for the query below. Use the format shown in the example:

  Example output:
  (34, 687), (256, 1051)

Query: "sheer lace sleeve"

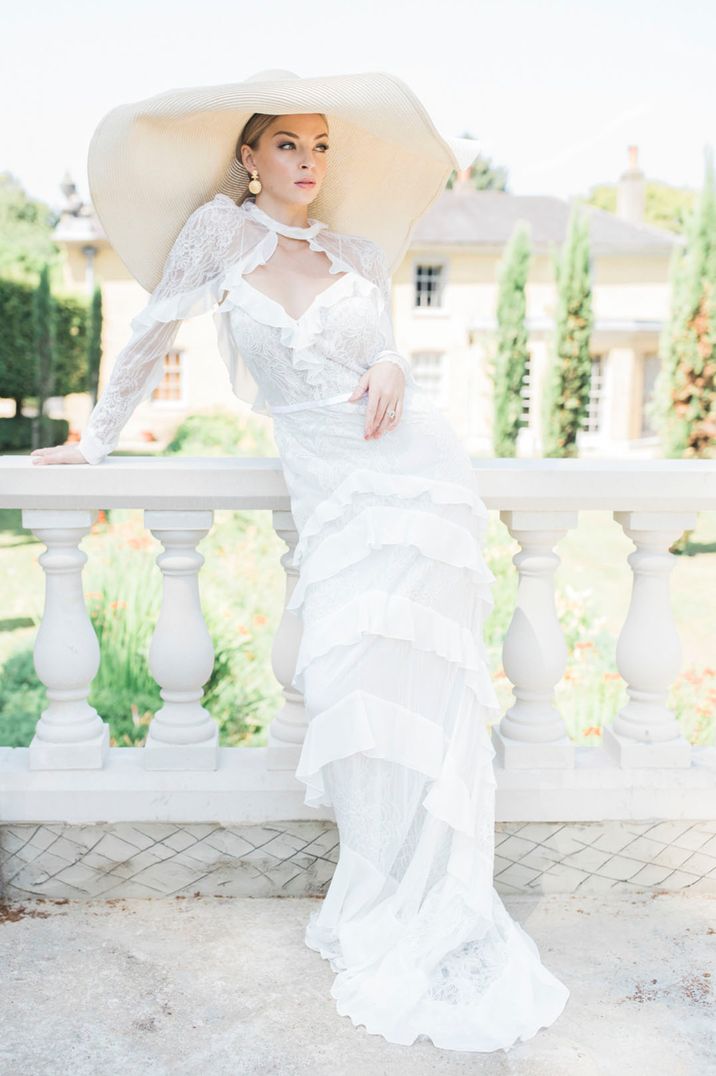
(78, 199), (233, 465)
(361, 241), (417, 389)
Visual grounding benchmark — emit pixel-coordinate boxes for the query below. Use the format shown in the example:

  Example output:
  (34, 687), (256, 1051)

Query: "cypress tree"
(493, 221), (531, 456)
(542, 205), (594, 458)
(650, 147), (716, 458)
(87, 283), (103, 406)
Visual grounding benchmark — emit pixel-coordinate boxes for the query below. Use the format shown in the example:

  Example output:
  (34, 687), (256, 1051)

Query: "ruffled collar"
(242, 197), (327, 239)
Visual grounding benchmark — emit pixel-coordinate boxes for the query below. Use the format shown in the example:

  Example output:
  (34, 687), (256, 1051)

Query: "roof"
(411, 189), (681, 257)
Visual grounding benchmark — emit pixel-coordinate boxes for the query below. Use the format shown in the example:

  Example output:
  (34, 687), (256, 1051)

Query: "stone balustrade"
(1, 454), (714, 900)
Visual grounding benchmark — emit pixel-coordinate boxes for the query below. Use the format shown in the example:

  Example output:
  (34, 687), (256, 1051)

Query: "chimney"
(616, 145), (645, 225)
(453, 166), (473, 194)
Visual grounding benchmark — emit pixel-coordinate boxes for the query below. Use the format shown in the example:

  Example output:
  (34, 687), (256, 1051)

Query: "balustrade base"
(266, 742), (302, 771)
(143, 726), (219, 771)
(491, 726), (576, 769)
(602, 725), (693, 769)
(1, 744), (714, 899)
(28, 724), (110, 771)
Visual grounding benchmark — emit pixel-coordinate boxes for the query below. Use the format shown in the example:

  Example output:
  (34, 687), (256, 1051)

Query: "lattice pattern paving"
(494, 819), (716, 895)
(2, 819), (715, 901)
(0, 822), (339, 901)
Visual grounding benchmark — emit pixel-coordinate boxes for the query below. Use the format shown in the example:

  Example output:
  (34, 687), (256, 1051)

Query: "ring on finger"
(381, 401), (400, 431)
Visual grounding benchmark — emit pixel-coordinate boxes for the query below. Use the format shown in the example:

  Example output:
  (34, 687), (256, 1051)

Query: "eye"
(277, 141), (330, 152)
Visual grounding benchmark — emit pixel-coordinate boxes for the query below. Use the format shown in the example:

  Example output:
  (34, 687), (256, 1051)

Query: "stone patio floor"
(1, 891), (714, 1075)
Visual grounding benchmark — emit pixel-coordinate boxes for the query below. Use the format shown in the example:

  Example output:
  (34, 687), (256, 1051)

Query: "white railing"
(0, 455), (715, 828)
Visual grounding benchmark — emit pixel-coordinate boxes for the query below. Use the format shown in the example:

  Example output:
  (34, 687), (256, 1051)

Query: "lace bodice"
(78, 194), (417, 465)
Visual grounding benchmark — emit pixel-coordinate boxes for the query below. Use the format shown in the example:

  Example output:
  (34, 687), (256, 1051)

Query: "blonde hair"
(234, 112), (329, 205)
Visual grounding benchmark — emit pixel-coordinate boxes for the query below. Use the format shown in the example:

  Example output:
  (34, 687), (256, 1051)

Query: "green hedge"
(0, 276), (90, 400)
(0, 414), (69, 451)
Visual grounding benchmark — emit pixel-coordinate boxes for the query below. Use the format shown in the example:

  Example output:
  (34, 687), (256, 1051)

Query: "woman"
(30, 70), (570, 1051)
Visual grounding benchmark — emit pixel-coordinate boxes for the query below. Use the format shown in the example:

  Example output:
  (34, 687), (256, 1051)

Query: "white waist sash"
(270, 390), (366, 414)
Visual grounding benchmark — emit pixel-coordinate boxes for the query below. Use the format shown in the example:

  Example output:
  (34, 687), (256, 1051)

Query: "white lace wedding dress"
(78, 194), (570, 1051)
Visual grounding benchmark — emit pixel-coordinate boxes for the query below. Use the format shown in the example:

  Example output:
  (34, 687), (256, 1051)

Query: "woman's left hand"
(348, 362), (405, 439)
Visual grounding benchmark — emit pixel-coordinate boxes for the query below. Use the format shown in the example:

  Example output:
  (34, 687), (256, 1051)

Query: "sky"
(2, 0), (714, 213)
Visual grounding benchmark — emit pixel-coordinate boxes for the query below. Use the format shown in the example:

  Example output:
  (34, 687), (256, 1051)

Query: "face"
(240, 113), (329, 207)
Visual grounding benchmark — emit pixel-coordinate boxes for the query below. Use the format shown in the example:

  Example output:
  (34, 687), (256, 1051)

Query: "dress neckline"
(242, 197), (327, 240)
(239, 196), (350, 323)
(239, 269), (354, 325)
(212, 192), (374, 330)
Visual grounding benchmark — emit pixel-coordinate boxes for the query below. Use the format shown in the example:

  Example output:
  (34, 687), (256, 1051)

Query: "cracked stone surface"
(1, 891), (714, 1075)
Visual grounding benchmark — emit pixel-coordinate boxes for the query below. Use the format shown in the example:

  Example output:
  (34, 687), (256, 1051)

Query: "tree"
(446, 132), (509, 191)
(31, 264), (56, 450)
(542, 206), (594, 458)
(492, 221), (531, 457)
(582, 180), (696, 235)
(650, 147), (716, 459)
(87, 283), (103, 405)
(0, 172), (61, 281)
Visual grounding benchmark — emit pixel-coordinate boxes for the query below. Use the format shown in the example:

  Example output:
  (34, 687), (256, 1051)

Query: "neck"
(254, 197), (308, 230)
(244, 197), (325, 239)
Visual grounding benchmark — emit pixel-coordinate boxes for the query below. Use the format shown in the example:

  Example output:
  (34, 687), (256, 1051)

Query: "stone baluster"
(603, 511), (696, 767)
(21, 509), (109, 769)
(493, 510), (578, 769)
(267, 510), (307, 769)
(142, 510), (218, 770)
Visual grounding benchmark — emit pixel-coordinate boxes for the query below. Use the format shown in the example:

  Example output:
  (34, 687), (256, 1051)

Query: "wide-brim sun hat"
(87, 68), (481, 292)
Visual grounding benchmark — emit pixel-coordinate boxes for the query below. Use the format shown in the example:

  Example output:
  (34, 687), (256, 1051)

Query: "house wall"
(59, 235), (673, 459)
(394, 246), (672, 456)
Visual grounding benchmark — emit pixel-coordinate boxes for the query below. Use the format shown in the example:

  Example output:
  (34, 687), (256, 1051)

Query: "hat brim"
(88, 70), (480, 291)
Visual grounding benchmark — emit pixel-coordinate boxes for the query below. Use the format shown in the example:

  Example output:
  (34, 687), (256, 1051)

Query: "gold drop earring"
(248, 169), (262, 194)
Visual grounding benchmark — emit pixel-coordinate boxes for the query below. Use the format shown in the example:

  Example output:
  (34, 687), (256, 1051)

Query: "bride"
(30, 69), (570, 1052)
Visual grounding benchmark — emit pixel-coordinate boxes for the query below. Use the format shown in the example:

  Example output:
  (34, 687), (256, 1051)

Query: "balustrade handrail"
(2, 455), (715, 511)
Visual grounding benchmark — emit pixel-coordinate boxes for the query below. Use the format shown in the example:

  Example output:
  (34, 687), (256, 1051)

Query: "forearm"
(78, 318), (180, 464)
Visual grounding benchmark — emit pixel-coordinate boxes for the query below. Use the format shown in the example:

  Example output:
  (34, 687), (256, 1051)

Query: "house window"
(151, 349), (184, 403)
(640, 353), (660, 436)
(413, 264), (445, 308)
(412, 351), (448, 408)
(581, 353), (605, 433)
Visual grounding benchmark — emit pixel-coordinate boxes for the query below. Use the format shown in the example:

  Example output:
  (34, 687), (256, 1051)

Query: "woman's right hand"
(30, 444), (90, 465)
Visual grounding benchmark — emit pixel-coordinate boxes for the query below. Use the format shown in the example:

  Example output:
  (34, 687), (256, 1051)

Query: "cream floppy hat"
(87, 68), (480, 292)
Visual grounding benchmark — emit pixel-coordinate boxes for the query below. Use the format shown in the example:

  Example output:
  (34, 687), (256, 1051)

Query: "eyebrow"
(272, 130), (329, 139)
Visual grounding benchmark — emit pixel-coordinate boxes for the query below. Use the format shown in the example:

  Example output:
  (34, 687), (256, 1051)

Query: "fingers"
(365, 395), (402, 439)
(383, 395), (402, 434)
(29, 446), (84, 465)
(30, 447), (55, 465)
